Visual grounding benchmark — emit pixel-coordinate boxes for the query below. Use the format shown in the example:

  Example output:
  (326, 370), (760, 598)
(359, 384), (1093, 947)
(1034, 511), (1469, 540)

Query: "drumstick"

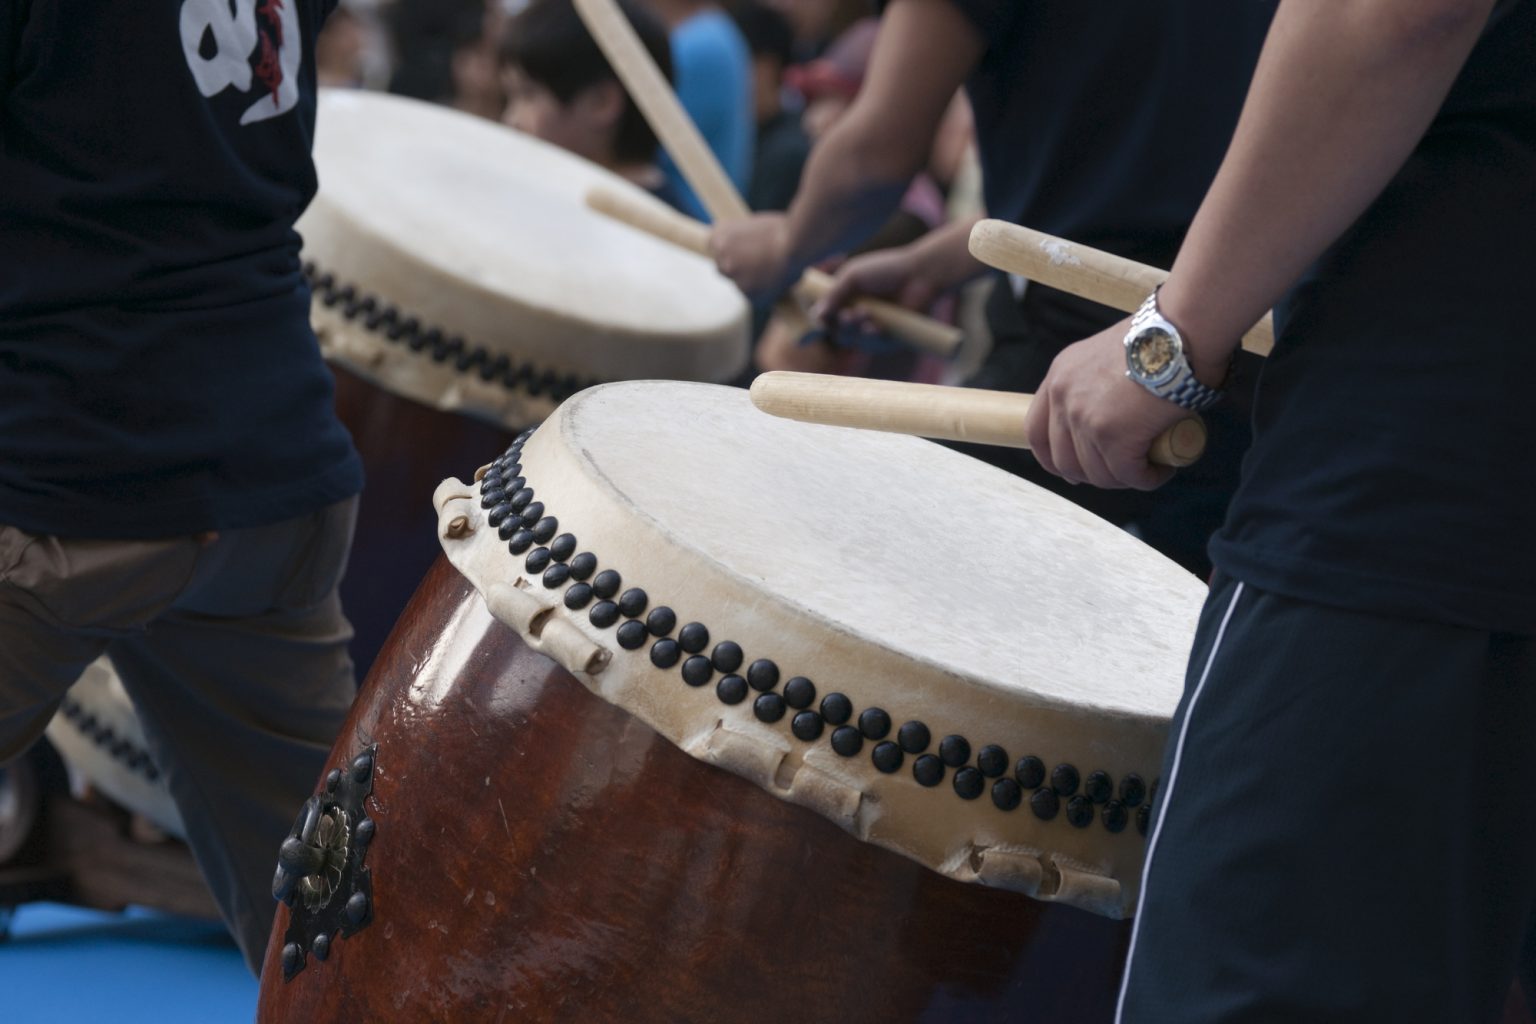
(586, 186), (963, 357)
(572, 0), (962, 358)
(750, 371), (1207, 468)
(968, 220), (1275, 357)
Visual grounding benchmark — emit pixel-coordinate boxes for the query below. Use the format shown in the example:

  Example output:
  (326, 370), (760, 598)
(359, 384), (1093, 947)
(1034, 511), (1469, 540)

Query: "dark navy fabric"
(949, 0), (1273, 258)
(1120, 575), (1536, 1022)
(1211, 0), (1536, 633)
(0, 0), (361, 539)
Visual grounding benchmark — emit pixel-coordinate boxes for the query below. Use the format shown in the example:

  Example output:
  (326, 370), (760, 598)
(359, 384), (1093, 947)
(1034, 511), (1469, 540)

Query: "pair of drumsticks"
(571, 0), (1273, 470)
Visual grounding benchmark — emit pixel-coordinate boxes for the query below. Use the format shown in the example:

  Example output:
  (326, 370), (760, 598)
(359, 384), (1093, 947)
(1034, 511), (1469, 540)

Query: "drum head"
(437, 381), (1207, 916)
(301, 91), (749, 424)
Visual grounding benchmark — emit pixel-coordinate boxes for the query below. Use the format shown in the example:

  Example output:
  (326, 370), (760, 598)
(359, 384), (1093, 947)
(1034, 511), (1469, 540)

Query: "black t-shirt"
(1211, 0), (1536, 633)
(0, 0), (361, 538)
(949, 0), (1273, 261)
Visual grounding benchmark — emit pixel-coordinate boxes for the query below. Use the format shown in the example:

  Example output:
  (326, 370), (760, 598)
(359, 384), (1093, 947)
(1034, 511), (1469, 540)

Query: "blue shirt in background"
(661, 8), (754, 221)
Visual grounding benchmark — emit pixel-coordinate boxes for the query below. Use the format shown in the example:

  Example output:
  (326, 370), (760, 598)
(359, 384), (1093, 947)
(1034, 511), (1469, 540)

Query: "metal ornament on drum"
(259, 382), (1206, 1022)
(299, 89), (750, 676)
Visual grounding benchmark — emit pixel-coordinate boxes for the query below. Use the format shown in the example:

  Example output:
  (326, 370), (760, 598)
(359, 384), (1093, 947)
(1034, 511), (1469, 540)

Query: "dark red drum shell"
(332, 364), (516, 679)
(259, 556), (1132, 1023)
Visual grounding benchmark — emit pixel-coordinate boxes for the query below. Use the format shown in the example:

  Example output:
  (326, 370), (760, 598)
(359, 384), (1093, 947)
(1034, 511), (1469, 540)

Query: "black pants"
(949, 281), (1259, 578)
(1118, 575), (1536, 1023)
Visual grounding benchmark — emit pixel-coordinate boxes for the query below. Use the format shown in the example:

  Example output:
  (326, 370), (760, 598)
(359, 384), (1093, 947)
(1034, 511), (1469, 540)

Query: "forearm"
(779, 112), (926, 274)
(1161, 0), (1496, 379)
(907, 214), (986, 292)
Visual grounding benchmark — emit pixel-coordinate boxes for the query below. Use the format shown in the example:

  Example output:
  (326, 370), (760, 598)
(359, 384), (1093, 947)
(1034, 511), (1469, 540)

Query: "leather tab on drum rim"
(941, 844), (1123, 918)
(486, 582), (612, 677)
(687, 723), (864, 831)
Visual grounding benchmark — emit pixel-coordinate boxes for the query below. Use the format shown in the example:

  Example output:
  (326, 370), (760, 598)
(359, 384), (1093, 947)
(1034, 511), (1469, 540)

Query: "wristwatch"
(1123, 289), (1224, 412)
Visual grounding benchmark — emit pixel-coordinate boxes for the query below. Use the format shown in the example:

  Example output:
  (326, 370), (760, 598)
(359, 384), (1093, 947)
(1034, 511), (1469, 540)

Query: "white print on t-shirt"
(179, 0), (301, 126)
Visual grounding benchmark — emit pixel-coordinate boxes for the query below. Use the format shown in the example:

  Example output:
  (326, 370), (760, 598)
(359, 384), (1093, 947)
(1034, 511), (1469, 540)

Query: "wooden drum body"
(259, 557), (1130, 1022)
(297, 90), (749, 675)
(260, 382), (1210, 1022)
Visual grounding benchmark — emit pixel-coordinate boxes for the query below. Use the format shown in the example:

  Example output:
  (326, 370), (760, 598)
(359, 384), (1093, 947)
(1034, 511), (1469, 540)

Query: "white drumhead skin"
(45, 658), (185, 839)
(301, 90), (749, 425)
(436, 382), (1208, 917)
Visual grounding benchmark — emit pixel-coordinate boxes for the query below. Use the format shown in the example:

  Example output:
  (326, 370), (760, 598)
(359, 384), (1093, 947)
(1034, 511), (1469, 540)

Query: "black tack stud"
(509, 488), (534, 511)
(830, 725), (863, 757)
(592, 569), (621, 599)
(977, 745), (1008, 778)
(345, 892), (370, 925)
(646, 606), (677, 637)
(497, 518), (521, 542)
(1120, 773), (1147, 808)
(313, 933), (332, 962)
(711, 641), (744, 673)
(716, 674), (748, 705)
(542, 563), (570, 589)
(616, 620), (647, 650)
(568, 552), (597, 581)
(355, 818), (376, 847)
(1031, 787), (1061, 821)
(753, 692), (786, 723)
(351, 751), (374, 783)
(783, 676), (816, 709)
(563, 583), (593, 610)
(1051, 763), (1081, 797)
(747, 659), (780, 692)
(791, 711), (824, 742)
(1085, 771), (1114, 805)
(681, 656), (712, 687)
(325, 769), (342, 793)
(589, 600), (620, 629)
(543, 526), (571, 553)
(525, 547), (551, 575)
(650, 638), (681, 669)
(1016, 756), (1046, 790)
(487, 503), (514, 528)
(912, 754), (944, 787)
(507, 529), (535, 555)
(520, 501), (546, 525)
(859, 707), (892, 740)
(1067, 796), (1095, 828)
(898, 721), (931, 754)
(481, 487), (507, 510)
(618, 588), (648, 618)
(953, 767), (985, 800)
(939, 735), (971, 768)
(871, 741), (903, 774)
(678, 622), (709, 654)
(1137, 804), (1152, 836)
(1103, 800), (1129, 834)
(820, 692), (853, 726)
(282, 943), (303, 977)
(992, 778), (1023, 811)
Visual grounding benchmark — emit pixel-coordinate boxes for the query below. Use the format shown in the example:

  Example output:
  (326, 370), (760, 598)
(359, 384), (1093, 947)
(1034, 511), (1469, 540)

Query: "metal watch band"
(1125, 291), (1224, 412)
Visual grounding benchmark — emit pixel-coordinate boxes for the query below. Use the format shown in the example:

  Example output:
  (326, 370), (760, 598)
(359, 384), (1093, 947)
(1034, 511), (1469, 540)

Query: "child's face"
(500, 66), (612, 167)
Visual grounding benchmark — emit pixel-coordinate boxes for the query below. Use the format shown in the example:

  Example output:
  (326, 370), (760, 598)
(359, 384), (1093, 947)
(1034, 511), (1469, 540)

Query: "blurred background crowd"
(313, 0), (992, 385)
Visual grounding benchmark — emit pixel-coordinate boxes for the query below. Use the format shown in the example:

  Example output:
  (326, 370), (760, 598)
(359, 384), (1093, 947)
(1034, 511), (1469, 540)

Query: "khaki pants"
(0, 498), (358, 974)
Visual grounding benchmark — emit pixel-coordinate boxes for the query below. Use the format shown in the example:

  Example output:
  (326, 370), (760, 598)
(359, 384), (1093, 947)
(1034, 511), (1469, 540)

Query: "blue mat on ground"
(0, 903), (256, 1024)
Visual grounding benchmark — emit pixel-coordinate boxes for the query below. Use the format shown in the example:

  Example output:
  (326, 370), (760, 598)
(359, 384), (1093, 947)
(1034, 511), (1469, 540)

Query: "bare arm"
(709, 0), (983, 299)
(1162, 0), (1498, 380)
(1024, 0), (1500, 491)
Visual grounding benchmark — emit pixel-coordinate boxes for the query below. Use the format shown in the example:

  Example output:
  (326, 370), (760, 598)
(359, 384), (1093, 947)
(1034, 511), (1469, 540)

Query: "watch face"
(1129, 326), (1179, 382)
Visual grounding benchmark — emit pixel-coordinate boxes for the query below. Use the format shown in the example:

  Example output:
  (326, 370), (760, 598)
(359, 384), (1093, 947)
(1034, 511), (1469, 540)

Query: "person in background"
(762, 0), (872, 62)
(711, 0), (1274, 579)
(500, 0), (683, 209)
(643, 0), (754, 220)
(731, 0), (811, 213)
